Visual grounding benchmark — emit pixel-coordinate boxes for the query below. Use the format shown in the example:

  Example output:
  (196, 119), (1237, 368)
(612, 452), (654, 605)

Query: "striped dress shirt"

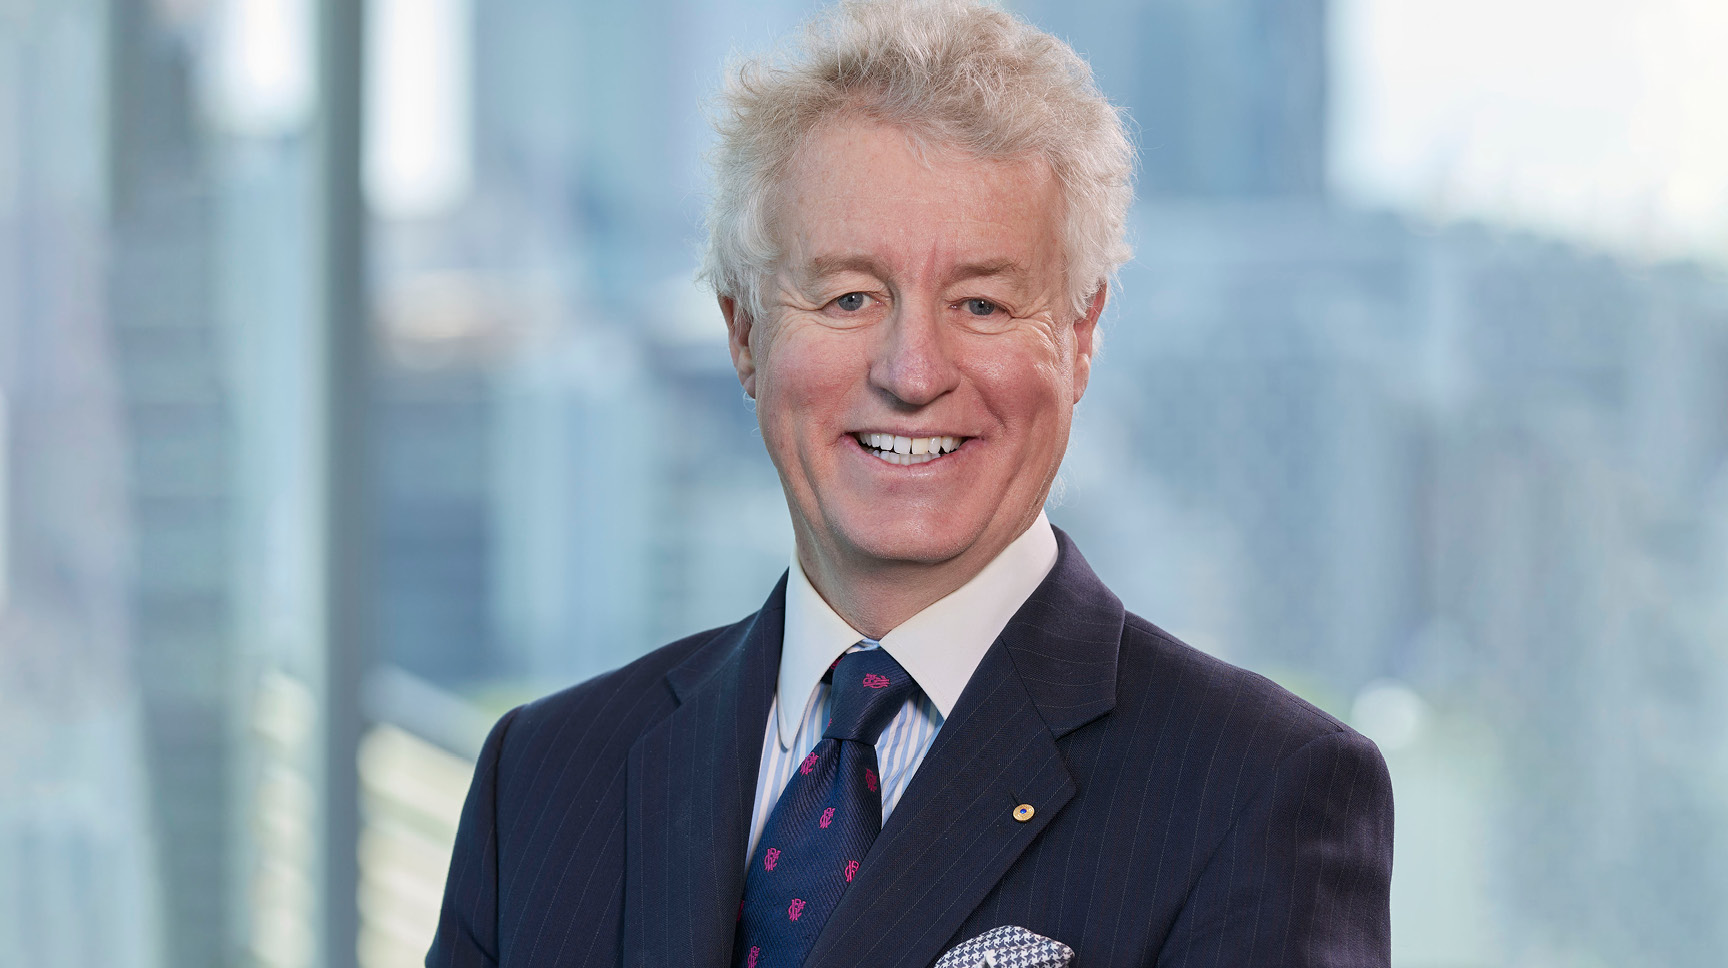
(746, 512), (1059, 860)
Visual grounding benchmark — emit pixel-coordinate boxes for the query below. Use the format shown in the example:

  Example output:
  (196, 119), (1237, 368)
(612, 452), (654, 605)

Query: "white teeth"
(870, 449), (936, 466)
(857, 432), (967, 464)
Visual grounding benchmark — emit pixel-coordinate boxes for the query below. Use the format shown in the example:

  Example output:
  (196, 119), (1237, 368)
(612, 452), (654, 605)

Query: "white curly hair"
(699, 0), (1135, 323)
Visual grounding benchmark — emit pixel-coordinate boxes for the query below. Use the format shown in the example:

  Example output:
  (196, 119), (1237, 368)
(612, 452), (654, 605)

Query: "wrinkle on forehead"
(773, 120), (1068, 301)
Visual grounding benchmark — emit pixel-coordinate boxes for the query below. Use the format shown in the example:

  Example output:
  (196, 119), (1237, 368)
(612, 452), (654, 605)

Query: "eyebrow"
(801, 253), (887, 281)
(950, 258), (1029, 281)
(798, 254), (1030, 285)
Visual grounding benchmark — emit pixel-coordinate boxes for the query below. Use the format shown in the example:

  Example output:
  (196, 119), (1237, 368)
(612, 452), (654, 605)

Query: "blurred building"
(106, 4), (245, 963)
(373, 0), (801, 693)
(2, 1), (226, 966)
(1023, 0), (1329, 198)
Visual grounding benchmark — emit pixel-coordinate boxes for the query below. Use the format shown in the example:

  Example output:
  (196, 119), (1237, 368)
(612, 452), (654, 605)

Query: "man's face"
(725, 118), (1102, 578)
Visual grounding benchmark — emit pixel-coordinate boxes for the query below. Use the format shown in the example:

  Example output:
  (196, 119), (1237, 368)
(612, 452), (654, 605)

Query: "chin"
(834, 513), (985, 567)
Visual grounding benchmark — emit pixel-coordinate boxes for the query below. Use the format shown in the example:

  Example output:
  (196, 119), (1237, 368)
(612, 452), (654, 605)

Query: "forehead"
(775, 118), (1064, 275)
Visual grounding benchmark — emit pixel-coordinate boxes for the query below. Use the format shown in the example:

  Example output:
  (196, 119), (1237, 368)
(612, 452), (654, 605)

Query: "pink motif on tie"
(861, 672), (892, 689)
(819, 807), (835, 828)
(800, 752), (819, 775)
(788, 898), (806, 921)
(748, 946), (760, 968)
(864, 768), (878, 792)
(844, 859), (859, 882)
(764, 847), (780, 871)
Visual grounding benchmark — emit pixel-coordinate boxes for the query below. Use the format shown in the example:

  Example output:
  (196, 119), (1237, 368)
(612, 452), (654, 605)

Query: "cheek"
(965, 338), (1073, 424)
(756, 328), (863, 438)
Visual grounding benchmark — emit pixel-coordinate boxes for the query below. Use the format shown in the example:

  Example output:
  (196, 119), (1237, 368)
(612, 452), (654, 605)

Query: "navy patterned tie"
(733, 647), (918, 968)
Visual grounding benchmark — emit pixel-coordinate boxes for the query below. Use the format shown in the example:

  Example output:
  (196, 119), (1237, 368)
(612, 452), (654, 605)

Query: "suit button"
(1012, 803), (1035, 822)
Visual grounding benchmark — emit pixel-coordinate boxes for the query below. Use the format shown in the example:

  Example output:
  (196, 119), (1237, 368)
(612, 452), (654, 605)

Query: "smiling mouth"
(854, 432), (968, 466)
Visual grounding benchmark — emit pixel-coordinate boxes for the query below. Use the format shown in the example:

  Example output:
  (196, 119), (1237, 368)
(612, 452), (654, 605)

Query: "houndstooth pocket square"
(932, 925), (1074, 968)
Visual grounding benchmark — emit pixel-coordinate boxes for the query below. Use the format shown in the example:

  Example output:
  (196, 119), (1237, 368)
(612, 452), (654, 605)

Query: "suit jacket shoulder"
(500, 618), (741, 781)
(944, 605), (1392, 967)
(429, 606), (773, 968)
(1119, 608), (1361, 783)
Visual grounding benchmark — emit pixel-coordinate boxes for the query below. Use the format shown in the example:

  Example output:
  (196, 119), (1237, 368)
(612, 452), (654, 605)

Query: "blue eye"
(835, 292), (867, 311)
(963, 298), (998, 316)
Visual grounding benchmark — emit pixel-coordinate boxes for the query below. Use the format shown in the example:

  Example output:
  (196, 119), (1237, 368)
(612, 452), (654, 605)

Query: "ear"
(719, 294), (758, 398)
(1071, 281), (1107, 403)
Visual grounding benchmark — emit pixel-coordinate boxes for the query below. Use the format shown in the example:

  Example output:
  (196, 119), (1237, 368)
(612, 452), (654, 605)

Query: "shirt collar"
(777, 511), (1059, 748)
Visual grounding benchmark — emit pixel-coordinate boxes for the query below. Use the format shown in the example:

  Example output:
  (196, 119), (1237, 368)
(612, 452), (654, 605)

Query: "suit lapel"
(804, 530), (1125, 968)
(625, 576), (784, 968)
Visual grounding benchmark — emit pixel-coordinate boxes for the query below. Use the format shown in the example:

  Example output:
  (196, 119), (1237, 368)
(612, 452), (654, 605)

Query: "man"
(428, 2), (1393, 966)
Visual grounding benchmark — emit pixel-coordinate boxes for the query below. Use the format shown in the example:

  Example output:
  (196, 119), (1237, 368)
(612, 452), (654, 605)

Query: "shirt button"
(1012, 803), (1035, 823)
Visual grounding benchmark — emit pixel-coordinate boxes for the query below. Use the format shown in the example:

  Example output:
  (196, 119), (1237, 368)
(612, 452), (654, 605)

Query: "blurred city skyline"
(201, 0), (1728, 261)
(3, 2), (1726, 968)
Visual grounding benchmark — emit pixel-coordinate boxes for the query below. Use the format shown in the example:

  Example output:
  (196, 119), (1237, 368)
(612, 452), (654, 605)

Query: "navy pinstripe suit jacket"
(428, 530), (1393, 967)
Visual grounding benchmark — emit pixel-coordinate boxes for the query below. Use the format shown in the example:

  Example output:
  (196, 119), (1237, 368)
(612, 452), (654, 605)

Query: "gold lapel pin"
(1012, 803), (1035, 823)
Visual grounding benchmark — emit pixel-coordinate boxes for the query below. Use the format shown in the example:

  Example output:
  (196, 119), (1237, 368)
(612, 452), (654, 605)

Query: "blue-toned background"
(4, 1), (1726, 966)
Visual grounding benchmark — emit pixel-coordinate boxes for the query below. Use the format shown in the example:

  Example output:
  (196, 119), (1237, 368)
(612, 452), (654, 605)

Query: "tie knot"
(823, 648), (917, 744)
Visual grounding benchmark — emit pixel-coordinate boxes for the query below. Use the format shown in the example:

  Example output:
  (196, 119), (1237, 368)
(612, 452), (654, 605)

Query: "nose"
(869, 299), (960, 408)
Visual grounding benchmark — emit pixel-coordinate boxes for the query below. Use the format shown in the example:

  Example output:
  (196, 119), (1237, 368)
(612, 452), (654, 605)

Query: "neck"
(794, 516), (1038, 639)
